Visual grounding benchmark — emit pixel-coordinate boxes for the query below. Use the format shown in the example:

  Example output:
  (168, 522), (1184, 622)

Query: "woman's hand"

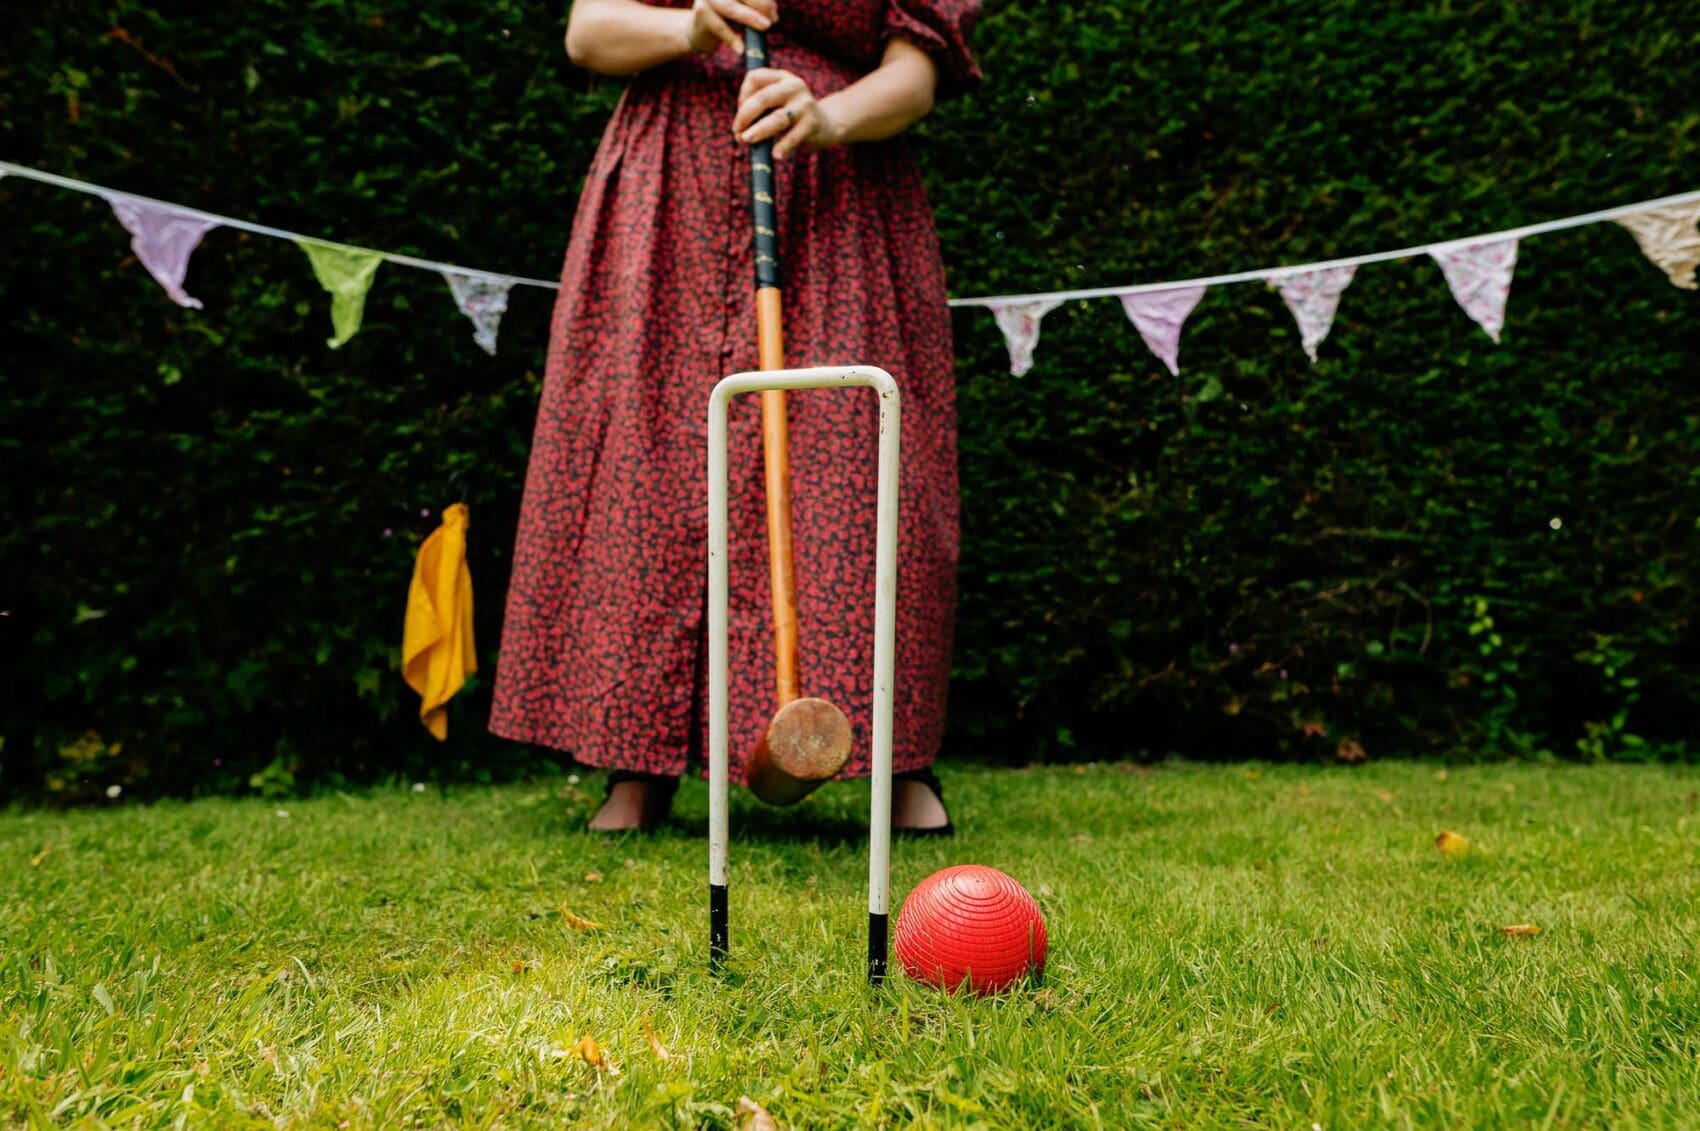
(735, 68), (843, 159)
(686, 0), (777, 56)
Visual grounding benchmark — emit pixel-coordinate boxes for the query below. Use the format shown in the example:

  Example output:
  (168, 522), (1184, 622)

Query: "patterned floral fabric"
(989, 298), (1064, 377)
(1616, 201), (1700, 290)
(1429, 239), (1518, 342)
(1273, 266), (1357, 364)
(490, 0), (982, 781)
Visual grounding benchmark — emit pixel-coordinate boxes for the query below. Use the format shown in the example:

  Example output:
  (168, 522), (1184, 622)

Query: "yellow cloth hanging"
(403, 502), (476, 740)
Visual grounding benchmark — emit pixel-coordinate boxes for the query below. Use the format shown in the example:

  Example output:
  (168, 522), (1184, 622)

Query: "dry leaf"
(642, 1013), (670, 1062)
(574, 1032), (607, 1069)
(583, 871), (604, 883)
(1502, 923), (1541, 938)
(1335, 739), (1367, 763)
(1435, 830), (1469, 856)
(737, 1095), (779, 1131)
(560, 906), (603, 931)
(1299, 719), (1328, 739)
(29, 843), (51, 867)
(1376, 790), (1395, 802)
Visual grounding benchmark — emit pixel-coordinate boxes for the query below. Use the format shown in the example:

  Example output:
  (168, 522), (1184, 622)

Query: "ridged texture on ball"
(894, 865), (1047, 994)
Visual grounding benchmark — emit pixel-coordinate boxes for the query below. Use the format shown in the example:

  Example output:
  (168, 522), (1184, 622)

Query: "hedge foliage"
(2, 0), (1697, 800)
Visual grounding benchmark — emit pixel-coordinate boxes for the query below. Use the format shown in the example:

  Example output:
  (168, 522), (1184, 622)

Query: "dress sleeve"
(881, 0), (983, 100)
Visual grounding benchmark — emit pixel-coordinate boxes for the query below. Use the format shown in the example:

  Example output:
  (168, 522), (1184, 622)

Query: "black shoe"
(893, 767), (955, 837)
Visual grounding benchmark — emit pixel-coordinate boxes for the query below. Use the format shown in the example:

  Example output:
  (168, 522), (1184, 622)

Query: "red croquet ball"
(893, 864), (1047, 995)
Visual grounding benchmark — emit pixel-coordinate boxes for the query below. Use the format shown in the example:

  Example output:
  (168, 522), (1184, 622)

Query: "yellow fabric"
(403, 503), (476, 740)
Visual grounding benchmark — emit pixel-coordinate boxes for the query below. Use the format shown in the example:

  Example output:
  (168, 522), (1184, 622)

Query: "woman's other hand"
(735, 68), (843, 159)
(686, 0), (778, 56)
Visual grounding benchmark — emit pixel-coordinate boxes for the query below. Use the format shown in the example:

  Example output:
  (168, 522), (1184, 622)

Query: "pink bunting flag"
(1119, 286), (1207, 376)
(440, 270), (512, 356)
(103, 195), (220, 309)
(988, 297), (1065, 377)
(1429, 238), (1518, 342)
(1272, 266), (1356, 363)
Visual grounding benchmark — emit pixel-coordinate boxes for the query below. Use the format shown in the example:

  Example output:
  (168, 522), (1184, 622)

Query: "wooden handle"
(746, 26), (798, 710)
(757, 288), (798, 706)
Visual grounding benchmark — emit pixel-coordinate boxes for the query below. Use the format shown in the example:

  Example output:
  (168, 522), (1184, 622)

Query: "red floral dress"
(490, 0), (981, 781)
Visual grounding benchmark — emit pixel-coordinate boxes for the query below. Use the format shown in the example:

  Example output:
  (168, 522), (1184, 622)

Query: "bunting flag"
(298, 241), (383, 348)
(103, 195), (220, 309)
(1615, 200), (1700, 290)
(989, 297), (1065, 376)
(441, 270), (512, 356)
(1429, 238), (1518, 342)
(1119, 286), (1207, 376)
(1273, 266), (1357, 363)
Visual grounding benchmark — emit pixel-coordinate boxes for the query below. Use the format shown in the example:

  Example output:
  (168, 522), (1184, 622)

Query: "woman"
(491, 0), (980, 832)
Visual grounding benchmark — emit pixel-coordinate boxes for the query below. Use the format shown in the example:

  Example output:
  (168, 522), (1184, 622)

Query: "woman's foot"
(588, 772), (679, 832)
(892, 769), (953, 835)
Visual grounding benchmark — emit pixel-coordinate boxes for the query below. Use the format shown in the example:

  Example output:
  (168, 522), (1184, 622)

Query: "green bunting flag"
(298, 240), (383, 348)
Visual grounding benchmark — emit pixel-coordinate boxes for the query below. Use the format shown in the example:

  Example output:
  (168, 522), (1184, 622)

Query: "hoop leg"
(707, 380), (732, 968)
(866, 377), (901, 985)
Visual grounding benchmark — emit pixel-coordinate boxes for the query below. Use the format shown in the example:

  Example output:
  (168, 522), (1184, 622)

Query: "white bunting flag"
(988, 297), (1066, 377)
(1615, 201), (1700, 290)
(103, 195), (220, 309)
(1119, 286), (1207, 376)
(1273, 266), (1356, 363)
(441, 271), (512, 356)
(1429, 238), (1518, 342)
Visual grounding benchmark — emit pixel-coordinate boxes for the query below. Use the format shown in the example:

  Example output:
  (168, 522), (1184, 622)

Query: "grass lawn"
(4, 761), (1699, 1129)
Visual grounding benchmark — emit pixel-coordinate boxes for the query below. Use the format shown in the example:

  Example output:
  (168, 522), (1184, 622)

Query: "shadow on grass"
(663, 807), (872, 848)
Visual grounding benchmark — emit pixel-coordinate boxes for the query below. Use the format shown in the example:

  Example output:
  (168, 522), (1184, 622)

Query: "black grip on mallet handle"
(743, 27), (781, 290)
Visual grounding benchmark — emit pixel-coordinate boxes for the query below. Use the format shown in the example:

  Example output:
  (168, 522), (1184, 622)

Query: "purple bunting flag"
(103, 194), (220, 309)
(1119, 286), (1207, 376)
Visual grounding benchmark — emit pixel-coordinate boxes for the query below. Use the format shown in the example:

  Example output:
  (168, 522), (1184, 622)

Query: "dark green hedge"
(2, 1), (1697, 800)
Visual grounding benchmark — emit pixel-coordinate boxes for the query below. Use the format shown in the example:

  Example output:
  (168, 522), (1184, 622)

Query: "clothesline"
(6, 159), (1696, 310)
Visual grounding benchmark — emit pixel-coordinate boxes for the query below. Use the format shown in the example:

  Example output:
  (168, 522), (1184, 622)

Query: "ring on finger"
(782, 107), (795, 127)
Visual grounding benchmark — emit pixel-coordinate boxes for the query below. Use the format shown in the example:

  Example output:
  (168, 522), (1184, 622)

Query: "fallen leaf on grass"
(1335, 739), (1367, 763)
(574, 1032), (618, 1073)
(1435, 830), (1469, 856)
(584, 871), (604, 883)
(1376, 791), (1395, 803)
(29, 843), (51, 867)
(1502, 924), (1541, 938)
(737, 1095), (779, 1131)
(642, 1013), (670, 1062)
(560, 906), (603, 931)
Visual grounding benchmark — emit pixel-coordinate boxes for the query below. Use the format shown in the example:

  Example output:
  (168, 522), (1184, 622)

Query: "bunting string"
(2, 159), (1696, 366)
